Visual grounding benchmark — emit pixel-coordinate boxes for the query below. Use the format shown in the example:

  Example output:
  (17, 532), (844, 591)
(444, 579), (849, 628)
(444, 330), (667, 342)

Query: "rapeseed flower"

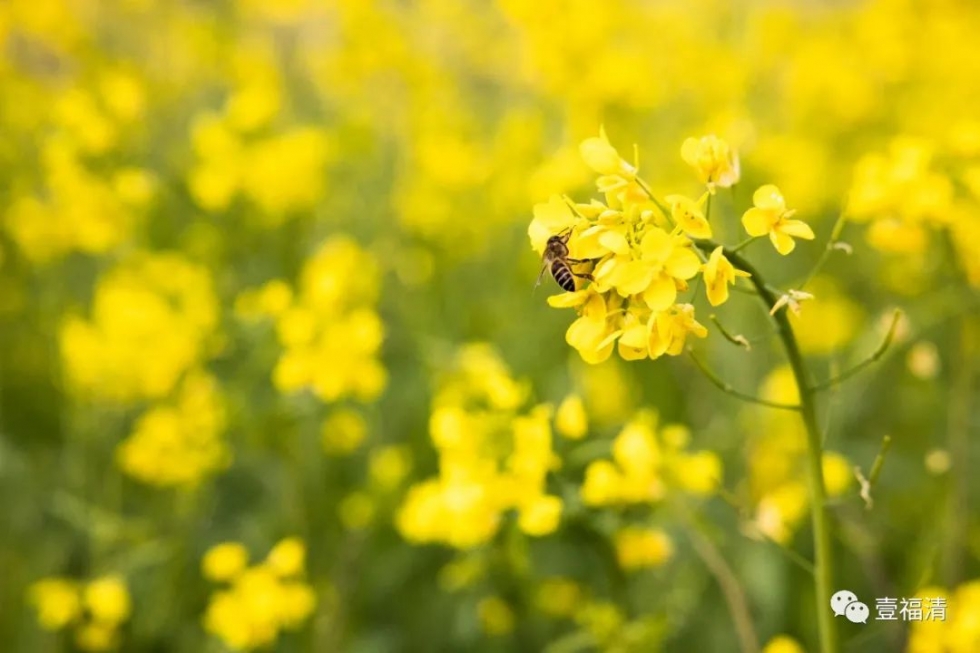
(702, 246), (750, 307)
(681, 135), (740, 191)
(202, 539), (316, 651)
(741, 185), (815, 255)
(28, 575), (132, 651)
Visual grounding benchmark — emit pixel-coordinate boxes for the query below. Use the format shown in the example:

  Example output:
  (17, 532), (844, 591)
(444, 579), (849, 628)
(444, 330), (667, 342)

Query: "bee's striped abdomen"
(551, 260), (576, 292)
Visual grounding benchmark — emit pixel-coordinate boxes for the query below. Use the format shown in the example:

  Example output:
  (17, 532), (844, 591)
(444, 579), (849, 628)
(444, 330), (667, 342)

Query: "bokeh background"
(1, 0), (979, 651)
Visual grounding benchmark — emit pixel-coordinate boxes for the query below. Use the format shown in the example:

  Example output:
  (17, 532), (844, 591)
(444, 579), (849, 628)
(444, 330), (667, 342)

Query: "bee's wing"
(532, 257), (551, 294)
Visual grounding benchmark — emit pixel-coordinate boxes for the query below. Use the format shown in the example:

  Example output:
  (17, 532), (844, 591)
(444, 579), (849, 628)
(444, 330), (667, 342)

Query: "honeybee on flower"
(529, 129), (818, 365)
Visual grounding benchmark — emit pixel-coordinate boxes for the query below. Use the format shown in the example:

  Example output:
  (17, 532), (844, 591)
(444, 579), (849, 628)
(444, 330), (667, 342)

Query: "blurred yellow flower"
(535, 578), (582, 618)
(555, 394), (588, 439)
(75, 621), (118, 652)
(266, 538), (306, 578)
(202, 540), (315, 650)
(340, 491), (376, 530)
(29, 574), (131, 649)
(478, 596), (515, 636)
(369, 445), (413, 490)
(83, 576), (131, 625)
(579, 126), (635, 178)
(681, 135), (740, 190)
(822, 451), (854, 498)
(203, 542), (250, 582)
(29, 578), (81, 630)
(763, 634), (806, 653)
(672, 451), (723, 496)
(614, 527), (674, 570)
(60, 253), (219, 403)
(321, 409), (369, 455)
(741, 185), (814, 255)
(517, 494), (563, 536)
(116, 370), (229, 487)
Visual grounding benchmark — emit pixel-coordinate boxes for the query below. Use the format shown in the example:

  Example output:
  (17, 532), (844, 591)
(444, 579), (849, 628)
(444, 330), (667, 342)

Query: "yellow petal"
(639, 227), (673, 261)
(615, 260), (656, 296)
(779, 219), (816, 240)
(643, 275), (677, 311)
(770, 230), (796, 255)
(705, 275), (729, 307)
(598, 229), (630, 255)
(741, 207), (774, 237)
(664, 247), (701, 280)
(680, 138), (700, 167)
(752, 184), (786, 212)
(547, 289), (592, 308)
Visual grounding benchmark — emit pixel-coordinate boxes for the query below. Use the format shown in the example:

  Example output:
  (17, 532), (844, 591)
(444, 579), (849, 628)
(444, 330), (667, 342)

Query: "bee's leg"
(572, 272), (594, 281)
(567, 257), (602, 264)
(532, 262), (549, 291)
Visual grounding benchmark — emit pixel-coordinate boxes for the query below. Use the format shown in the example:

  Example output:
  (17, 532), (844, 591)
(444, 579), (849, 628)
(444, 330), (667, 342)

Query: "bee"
(535, 229), (595, 292)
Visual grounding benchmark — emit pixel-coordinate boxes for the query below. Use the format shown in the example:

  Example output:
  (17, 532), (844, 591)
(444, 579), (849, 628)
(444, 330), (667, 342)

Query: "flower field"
(1, 1), (979, 652)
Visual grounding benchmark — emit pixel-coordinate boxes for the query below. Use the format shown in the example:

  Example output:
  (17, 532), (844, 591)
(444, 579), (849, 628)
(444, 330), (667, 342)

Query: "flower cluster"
(2, 60), (152, 265)
(580, 409), (722, 507)
(202, 538), (317, 651)
(116, 369), (229, 486)
(28, 575), (131, 651)
(906, 580), (980, 653)
(189, 112), (334, 222)
(396, 344), (564, 548)
(60, 252), (220, 403)
(236, 235), (387, 403)
(529, 130), (815, 364)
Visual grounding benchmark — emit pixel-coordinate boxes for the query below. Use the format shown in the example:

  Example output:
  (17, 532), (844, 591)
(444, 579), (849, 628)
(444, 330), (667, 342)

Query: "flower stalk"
(695, 240), (838, 653)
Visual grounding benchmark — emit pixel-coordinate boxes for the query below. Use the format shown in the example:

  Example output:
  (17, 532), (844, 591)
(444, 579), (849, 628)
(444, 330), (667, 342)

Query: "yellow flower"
(115, 371), (229, 487)
(321, 408), (368, 454)
(527, 195), (583, 255)
(822, 452), (853, 498)
(592, 227), (699, 310)
(617, 305), (652, 361)
(647, 304), (707, 358)
(579, 126), (636, 178)
(340, 491), (376, 530)
(702, 246), (750, 306)
(664, 193), (713, 239)
(681, 135), (740, 190)
(278, 582), (316, 629)
(478, 596), (515, 636)
(614, 527), (674, 570)
(535, 578), (582, 618)
(202, 542), (250, 582)
(762, 635), (806, 653)
(741, 185), (815, 255)
(565, 292), (621, 364)
(671, 451), (723, 496)
(517, 494), (563, 536)
(83, 575), (131, 625)
(266, 538), (306, 578)
(580, 460), (623, 506)
(369, 445), (413, 489)
(555, 394), (588, 439)
(75, 621), (118, 652)
(28, 578), (81, 630)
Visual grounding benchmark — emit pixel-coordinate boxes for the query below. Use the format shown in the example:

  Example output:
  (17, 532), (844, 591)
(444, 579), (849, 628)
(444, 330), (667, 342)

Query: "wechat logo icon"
(831, 590), (869, 624)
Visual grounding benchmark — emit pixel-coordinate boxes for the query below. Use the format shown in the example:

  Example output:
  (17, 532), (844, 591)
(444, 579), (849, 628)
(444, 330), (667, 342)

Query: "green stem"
(683, 518), (760, 653)
(688, 351), (800, 411)
(810, 310), (901, 392)
(695, 241), (837, 653)
(799, 213), (848, 291)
